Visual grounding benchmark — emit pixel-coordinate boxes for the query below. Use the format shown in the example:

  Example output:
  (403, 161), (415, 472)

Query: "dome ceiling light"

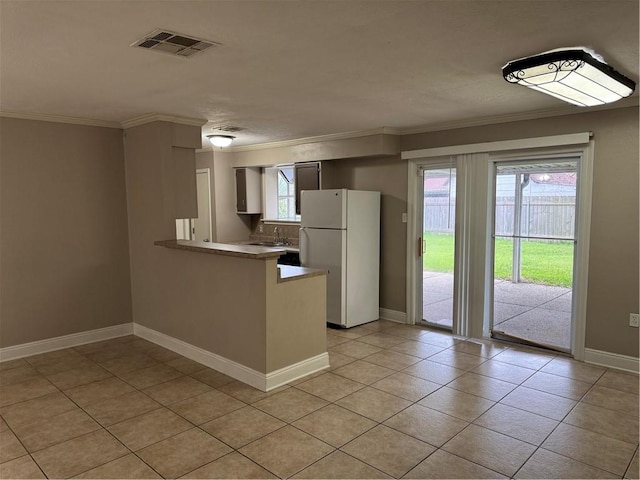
(207, 134), (235, 148)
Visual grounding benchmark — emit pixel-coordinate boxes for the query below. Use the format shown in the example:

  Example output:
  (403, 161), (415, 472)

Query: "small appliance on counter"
(300, 189), (380, 328)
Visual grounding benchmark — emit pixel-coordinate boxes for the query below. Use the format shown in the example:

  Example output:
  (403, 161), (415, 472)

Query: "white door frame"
(195, 168), (213, 242)
(175, 218), (192, 240)
(404, 133), (593, 360)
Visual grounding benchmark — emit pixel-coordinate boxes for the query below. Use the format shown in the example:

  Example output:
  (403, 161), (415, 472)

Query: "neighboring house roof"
(424, 177), (451, 190)
(530, 172), (577, 186)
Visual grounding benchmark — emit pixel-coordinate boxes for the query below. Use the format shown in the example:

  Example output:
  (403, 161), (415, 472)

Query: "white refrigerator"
(300, 189), (380, 328)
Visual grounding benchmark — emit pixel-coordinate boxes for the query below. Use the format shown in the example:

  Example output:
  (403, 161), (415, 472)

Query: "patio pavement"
(423, 271), (571, 352)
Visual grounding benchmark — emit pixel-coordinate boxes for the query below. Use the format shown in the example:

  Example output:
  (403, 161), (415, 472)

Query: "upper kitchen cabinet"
(295, 162), (321, 215)
(235, 167), (262, 214)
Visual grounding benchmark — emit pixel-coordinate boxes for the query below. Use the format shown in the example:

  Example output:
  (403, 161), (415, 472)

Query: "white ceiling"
(1, 0), (638, 147)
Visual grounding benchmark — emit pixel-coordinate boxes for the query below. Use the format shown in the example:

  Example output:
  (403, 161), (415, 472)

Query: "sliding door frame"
(414, 158), (460, 332)
(404, 133), (593, 360)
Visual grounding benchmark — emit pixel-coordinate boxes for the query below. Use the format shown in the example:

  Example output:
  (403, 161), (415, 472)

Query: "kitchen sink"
(247, 241), (285, 247)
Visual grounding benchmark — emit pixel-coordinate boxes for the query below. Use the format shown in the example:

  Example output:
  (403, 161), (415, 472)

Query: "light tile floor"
(1, 320), (638, 479)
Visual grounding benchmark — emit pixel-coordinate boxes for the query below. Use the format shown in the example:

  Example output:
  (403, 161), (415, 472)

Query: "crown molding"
(226, 127), (402, 152)
(398, 97), (639, 136)
(0, 111), (121, 128)
(5, 97), (636, 150)
(121, 113), (208, 129)
(201, 98), (637, 152)
(1, 111), (211, 129)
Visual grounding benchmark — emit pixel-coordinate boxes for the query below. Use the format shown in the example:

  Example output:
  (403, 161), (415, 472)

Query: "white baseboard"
(133, 323), (265, 390)
(379, 308), (407, 324)
(0, 323), (133, 363)
(584, 348), (639, 373)
(265, 353), (329, 391)
(133, 323), (329, 392)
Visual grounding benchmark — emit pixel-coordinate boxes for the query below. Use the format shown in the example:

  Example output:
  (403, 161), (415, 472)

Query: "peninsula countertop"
(230, 239), (300, 254)
(154, 239), (325, 283)
(154, 239), (286, 259)
(149, 238), (328, 391)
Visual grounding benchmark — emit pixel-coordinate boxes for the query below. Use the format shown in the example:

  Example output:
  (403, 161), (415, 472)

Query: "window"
(263, 166), (301, 221)
(277, 167), (297, 220)
(263, 163), (320, 221)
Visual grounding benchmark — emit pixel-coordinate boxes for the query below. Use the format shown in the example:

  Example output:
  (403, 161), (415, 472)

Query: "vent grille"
(131, 29), (219, 58)
(216, 125), (243, 133)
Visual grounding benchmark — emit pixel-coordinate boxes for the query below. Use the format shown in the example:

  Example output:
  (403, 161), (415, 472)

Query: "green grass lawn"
(423, 233), (574, 287)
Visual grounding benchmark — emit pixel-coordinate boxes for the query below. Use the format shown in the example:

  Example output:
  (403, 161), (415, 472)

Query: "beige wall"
(195, 151), (218, 242)
(124, 123), (268, 370)
(266, 262), (327, 371)
(144, 248), (269, 372)
(402, 106), (639, 357)
(213, 150), (253, 242)
(323, 156), (408, 312)
(124, 122), (325, 374)
(224, 105), (638, 358)
(2, 106), (636, 362)
(0, 118), (132, 347)
(233, 134), (400, 167)
(196, 150), (252, 243)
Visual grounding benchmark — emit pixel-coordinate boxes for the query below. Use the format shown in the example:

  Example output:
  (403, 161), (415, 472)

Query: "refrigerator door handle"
(299, 227), (308, 266)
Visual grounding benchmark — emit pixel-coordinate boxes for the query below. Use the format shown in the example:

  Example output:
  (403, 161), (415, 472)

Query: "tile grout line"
(4, 341), (206, 478)
(1, 412), (49, 478)
(288, 337), (516, 478)
(0, 371), (68, 480)
(276, 347), (444, 479)
(503, 359), (632, 479)
(443, 348), (592, 479)
(2, 324), (637, 479)
(53, 349), (165, 480)
(623, 445), (640, 479)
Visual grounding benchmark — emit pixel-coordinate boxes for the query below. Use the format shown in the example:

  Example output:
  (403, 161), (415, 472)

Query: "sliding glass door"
(421, 164), (457, 330)
(491, 159), (578, 352)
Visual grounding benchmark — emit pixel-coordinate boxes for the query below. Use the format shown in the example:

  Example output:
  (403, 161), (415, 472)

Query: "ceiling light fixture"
(502, 47), (636, 107)
(207, 134), (235, 148)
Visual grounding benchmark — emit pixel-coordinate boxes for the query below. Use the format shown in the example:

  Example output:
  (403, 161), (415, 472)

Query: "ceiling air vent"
(131, 29), (219, 58)
(216, 125), (243, 133)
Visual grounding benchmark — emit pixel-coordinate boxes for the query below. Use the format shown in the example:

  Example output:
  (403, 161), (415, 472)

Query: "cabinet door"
(235, 167), (262, 214)
(235, 168), (247, 212)
(295, 163), (320, 215)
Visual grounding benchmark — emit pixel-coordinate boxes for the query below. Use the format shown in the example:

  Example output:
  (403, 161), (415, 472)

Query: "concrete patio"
(423, 272), (572, 352)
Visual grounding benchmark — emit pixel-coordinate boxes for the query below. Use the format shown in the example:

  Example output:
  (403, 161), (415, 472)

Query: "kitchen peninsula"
(147, 239), (328, 391)
(121, 121), (329, 392)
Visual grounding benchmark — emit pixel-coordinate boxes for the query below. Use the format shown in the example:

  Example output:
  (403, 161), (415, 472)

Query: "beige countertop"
(154, 239), (325, 282)
(231, 240), (300, 253)
(154, 239), (285, 259)
(277, 265), (327, 283)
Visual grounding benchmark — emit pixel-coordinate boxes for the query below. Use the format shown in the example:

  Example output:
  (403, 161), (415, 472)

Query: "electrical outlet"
(258, 224), (264, 233)
(630, 313), (640, 328)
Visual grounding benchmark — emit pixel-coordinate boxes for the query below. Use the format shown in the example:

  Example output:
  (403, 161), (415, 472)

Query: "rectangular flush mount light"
(503, 48), (636, 106)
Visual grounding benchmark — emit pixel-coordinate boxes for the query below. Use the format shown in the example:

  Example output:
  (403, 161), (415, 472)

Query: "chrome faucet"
(273, 226), (280, 243)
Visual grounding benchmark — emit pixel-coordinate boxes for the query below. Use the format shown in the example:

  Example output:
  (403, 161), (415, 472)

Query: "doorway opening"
(421, 164), (456, 330)
(490, 159), (577, 352)
(175, 168), (212, 242)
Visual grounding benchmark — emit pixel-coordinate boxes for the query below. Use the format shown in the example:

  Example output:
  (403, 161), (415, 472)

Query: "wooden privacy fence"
(424, 195), (576, 239)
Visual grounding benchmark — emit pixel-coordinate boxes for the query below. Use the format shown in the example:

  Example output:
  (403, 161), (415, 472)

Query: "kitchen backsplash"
(249, 219), (300, 246)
